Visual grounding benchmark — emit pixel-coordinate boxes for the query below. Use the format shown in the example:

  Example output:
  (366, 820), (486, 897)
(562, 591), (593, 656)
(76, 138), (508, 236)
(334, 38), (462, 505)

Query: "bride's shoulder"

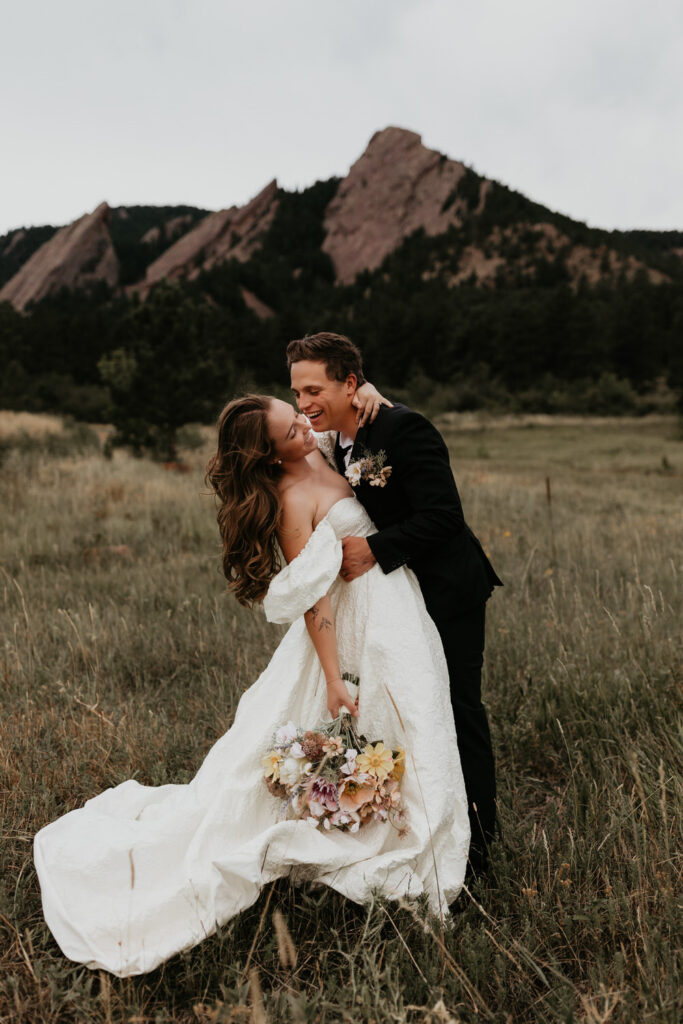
(277, 483), (318, 562)
(278, 480), (315, 520)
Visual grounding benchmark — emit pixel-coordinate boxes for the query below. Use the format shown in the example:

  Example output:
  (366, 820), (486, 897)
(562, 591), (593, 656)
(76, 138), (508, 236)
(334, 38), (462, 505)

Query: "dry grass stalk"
(248, 967), (268, 1024)
(272, 909), (297, 970)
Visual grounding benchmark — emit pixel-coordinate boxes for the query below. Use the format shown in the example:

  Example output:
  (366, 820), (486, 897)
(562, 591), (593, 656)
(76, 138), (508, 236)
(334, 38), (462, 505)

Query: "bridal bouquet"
(262, 687), (407, 835)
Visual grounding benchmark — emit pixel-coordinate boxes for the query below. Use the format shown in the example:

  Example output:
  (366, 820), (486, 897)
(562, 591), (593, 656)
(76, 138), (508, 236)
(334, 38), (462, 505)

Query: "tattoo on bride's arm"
(318, 617), (332, 632)
(308, 604), (319, 621)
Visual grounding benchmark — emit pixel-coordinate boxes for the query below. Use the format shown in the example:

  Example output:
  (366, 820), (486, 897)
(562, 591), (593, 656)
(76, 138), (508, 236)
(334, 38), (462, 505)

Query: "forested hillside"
(1, 129), (681, 437)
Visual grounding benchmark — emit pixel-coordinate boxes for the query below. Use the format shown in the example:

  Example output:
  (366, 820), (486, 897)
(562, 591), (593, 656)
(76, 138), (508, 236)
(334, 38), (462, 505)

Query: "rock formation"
(0, 203), (118, 310)
(3, 229), (26, 256)
(239, 286), (274, 320)
(1, 129), (671, 304)
(141, 214), (196, 246)
(141, 180), (279, 291)
(322, 127), (482, 283)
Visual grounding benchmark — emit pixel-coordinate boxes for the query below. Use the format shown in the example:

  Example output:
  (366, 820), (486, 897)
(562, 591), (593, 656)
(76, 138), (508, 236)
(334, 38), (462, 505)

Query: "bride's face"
(266, 399), (317, 464)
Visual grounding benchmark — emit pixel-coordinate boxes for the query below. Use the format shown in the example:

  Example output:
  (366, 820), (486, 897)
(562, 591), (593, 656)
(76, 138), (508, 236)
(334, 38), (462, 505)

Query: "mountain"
(3, 127), (680, 310)
(322, 126), (482, 283)
(0, 224), (59, 290)
(1, 126), (681, 423)
(140, 180), (278, 292)
(0, 203), (118, 311)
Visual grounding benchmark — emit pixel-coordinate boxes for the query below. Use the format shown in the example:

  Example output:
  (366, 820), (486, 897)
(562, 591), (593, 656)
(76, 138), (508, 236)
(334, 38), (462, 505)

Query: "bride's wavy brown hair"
(205, 395), (283, 607)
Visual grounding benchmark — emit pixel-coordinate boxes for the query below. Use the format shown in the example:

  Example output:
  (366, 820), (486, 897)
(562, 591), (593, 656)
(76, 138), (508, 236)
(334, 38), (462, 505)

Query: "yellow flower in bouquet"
(390, 748), (405, 781)
(262, 751), (282, 781)
(357, 742), (394, 782)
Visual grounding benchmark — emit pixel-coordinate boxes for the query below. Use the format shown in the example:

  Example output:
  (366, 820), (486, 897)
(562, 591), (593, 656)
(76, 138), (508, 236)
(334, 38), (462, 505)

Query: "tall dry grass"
(0, 414), (681, 1023)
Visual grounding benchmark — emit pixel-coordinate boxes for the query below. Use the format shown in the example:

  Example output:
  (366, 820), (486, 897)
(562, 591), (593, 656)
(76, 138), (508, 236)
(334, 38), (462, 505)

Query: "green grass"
(1, 414), (681, 1022)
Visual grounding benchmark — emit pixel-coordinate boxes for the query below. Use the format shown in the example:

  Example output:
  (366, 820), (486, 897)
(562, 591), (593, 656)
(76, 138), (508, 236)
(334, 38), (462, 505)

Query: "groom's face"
(290, 359), (355, 433)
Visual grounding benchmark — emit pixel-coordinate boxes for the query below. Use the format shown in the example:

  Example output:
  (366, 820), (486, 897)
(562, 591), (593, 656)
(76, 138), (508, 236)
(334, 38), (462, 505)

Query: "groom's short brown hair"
(286, 332), (366, 385)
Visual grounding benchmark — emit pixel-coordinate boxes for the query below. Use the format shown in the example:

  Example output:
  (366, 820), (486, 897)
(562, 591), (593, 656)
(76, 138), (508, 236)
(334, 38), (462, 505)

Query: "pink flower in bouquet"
(338, 778), (376, 813)
(307, 778), (338, 815)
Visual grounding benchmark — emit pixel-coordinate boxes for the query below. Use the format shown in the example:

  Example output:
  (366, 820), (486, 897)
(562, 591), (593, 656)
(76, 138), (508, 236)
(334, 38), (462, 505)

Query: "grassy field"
(0, 411), (681, 1023)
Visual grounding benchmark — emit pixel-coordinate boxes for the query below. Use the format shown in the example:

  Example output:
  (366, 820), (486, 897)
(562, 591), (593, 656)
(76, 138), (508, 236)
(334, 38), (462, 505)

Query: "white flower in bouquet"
(275, 722), (298, 746)
(280, 756), (310, 787)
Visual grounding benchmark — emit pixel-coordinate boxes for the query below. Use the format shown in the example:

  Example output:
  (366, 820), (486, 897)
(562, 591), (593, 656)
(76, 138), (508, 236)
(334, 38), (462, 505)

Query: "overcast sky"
(2, 0), (682, 237)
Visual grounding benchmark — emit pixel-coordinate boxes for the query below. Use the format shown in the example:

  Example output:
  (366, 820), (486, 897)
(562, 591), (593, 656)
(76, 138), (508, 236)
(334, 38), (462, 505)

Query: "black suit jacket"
(335, 404), (502, 621)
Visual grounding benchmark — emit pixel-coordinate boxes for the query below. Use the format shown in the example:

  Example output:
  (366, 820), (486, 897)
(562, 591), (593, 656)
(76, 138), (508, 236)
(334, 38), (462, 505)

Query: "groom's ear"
(344, 373), (358, 397)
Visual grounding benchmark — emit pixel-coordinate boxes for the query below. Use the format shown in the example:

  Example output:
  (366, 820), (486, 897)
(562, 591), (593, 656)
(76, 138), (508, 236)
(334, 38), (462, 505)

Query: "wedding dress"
(34, 496), (470, 977)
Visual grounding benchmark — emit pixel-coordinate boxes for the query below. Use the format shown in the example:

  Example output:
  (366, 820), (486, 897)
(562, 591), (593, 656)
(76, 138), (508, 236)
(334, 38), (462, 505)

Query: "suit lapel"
(333, 432), (346, 475)
(349, 421), (370, 465)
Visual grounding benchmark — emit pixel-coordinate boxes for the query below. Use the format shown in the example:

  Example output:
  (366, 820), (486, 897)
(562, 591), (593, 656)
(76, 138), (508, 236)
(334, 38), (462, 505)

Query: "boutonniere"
(345, 447), (392, 488)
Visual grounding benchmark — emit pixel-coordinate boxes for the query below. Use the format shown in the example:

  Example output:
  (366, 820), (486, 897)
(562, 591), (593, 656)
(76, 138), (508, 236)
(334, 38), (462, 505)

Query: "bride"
(33, 394), (470, 977)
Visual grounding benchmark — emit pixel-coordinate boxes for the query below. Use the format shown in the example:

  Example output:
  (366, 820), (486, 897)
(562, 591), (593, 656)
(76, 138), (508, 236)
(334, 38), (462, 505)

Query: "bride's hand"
(352, 382), (393, 427)
(326, 677), (359, 718)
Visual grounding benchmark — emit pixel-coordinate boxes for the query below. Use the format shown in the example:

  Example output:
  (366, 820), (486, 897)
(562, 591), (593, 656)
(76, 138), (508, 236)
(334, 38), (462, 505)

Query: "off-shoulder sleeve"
(263, 518), (342, 624)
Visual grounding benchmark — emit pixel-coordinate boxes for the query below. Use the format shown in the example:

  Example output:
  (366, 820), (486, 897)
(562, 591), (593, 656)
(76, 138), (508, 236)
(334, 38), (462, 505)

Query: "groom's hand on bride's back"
(340, 537), (376, 581)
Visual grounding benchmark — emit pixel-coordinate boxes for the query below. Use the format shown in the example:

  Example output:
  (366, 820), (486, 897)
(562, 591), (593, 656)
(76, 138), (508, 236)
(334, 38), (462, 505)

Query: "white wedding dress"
(34, 496), (470, 977)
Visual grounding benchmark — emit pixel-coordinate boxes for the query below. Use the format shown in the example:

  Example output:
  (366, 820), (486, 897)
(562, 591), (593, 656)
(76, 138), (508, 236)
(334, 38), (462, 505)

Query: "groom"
(287, 331), (502, 879)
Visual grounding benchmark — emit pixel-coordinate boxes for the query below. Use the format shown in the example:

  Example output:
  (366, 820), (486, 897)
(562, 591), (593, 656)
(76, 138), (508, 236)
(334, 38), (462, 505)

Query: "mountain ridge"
(1, 126), (681, 312)
(1, 126), (681, 426)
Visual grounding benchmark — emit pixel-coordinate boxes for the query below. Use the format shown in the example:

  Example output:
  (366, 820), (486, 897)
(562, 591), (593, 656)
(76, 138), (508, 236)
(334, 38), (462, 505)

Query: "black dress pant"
(431, 602), (497, 875)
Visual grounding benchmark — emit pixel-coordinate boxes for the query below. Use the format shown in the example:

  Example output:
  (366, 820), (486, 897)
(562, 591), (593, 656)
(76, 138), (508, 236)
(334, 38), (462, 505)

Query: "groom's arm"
(365, 410), (465, 574)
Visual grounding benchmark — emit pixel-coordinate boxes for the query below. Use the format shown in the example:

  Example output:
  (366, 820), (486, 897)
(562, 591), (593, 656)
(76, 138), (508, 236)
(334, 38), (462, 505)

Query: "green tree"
(99, 282), (234, 459)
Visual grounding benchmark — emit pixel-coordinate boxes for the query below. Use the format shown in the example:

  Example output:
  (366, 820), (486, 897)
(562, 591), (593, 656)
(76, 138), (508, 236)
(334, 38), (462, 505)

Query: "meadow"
(0, 411), (681, 1023)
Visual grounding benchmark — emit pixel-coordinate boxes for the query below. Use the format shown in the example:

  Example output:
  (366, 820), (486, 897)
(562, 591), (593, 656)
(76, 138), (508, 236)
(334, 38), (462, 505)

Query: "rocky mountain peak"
(322, 126), (483, 283)
(0, 202), (119, 310)
(141, 180), (279, 291)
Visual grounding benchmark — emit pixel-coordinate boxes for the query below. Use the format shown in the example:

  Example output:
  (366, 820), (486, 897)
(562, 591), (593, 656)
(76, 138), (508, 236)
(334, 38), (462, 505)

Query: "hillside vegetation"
(1, 130), (682, 430)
